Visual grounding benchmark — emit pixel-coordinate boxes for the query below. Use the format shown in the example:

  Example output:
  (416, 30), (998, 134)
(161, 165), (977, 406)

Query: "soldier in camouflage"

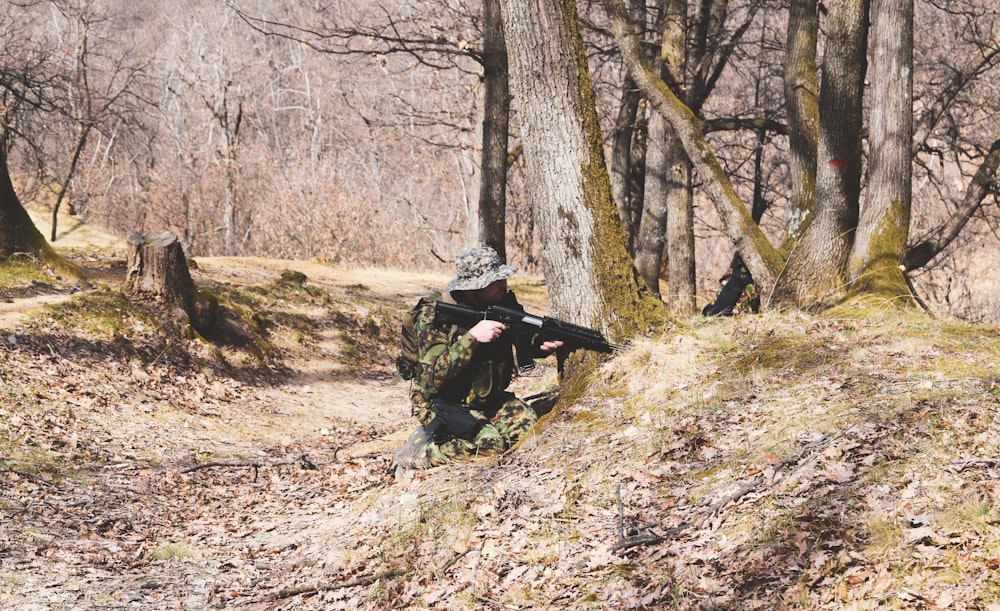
(394, 246), (562, 469)
(701, 252), (761, 317)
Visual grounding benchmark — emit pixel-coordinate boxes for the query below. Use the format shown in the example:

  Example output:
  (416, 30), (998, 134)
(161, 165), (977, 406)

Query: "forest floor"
(4, 210), (1000, 610)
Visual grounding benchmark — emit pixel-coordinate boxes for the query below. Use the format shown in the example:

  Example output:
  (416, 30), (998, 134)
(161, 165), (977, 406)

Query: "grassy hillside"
(1, 216), (999, 608)
(332, 307), (1000, 609)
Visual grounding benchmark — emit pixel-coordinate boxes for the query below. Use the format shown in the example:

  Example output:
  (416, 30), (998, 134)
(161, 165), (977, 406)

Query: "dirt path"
(0, 240), (574, 609)
(0, 292), (79, 327)
(0, 253), (453, 609)
(192, 256), (442, 437)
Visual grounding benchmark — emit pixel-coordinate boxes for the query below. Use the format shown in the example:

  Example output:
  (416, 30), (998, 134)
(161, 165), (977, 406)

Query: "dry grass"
(350, 305), (1000, 609)
(3, 211), (1000, 608)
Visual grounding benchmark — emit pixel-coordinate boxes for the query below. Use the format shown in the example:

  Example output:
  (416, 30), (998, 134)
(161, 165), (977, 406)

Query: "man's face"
(465, 279), (507, 307)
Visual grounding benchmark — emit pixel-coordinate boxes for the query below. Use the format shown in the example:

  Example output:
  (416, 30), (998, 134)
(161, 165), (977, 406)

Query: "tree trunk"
(498, 0), (665, 340)
(604, 0), (783, 297)
(610, 78), (642, 249)
(652, 0), (696, 314)
(609, 0), (648, 251)
(125, 232), (230, 338)
(637, 113), (695, 314)
(636, 110), (669, 298)
(0, 146), (88, 286)
(782, 0), (820, 246)
(772, 0), (868, 306)
(848, 0), (914, 301)
(478, 0), (511, 259)
(664, 149), (695, 315)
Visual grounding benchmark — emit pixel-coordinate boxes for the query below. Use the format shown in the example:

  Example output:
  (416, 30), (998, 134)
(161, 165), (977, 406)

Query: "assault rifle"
(434, 301), (624, 371)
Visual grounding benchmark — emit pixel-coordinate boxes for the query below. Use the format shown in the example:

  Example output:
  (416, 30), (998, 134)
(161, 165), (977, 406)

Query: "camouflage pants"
(400, 397), (536, 467)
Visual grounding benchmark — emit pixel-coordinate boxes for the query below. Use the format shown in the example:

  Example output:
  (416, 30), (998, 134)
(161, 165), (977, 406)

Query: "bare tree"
(0, 2), (87, 284)
(224, 0), (503, 261)
(43, 0), (151, 242)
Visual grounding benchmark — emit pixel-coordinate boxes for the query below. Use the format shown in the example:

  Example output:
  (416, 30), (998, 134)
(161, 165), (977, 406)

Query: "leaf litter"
(3, 259), (1000, 609)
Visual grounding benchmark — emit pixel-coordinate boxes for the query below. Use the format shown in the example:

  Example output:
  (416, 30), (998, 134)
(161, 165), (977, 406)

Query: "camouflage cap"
(447, 246), (517, 292)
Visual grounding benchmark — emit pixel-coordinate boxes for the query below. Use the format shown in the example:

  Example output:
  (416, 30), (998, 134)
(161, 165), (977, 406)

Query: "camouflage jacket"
(409, 290), (528, 426)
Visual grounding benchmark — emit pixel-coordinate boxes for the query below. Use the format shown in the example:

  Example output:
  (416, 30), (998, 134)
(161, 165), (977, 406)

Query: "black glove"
(428, 400), (485, 441)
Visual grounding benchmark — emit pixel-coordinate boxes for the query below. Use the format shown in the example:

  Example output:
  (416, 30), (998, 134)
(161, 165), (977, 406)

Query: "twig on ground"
(610, 427), (859, 552)
(1, 467), (59, 488)
(179, 453), (336, 475)
(270, 567), (408, 600)
(436, 547), (475, 575)
(949, 457), (1000, 467)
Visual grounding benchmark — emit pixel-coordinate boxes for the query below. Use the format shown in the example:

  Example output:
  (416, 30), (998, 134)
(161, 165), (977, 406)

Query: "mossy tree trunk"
(781, 0), (820, 248)
(606, 0), (923, 311)
(608, 0), (648, 250)
(773, 0), (868, 306)
(497, 0), (666, 343)
(0, 146), (88, 286)
(848, 0), (913, 301)
(610, 75), (644, 250)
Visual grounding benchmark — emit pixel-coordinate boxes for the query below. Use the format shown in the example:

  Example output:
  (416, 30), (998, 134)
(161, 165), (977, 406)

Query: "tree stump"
(123, 231), (227, 340)
(124, 232), (196, 312)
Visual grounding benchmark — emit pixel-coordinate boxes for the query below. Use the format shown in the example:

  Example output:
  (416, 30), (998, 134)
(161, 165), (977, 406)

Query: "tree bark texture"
(124, 232), (197, 314)
(610, 78), (643, 249)
(782, 0), (820, 246)
(637, 112), (696, 315)
(848, 0), (914, 300)
(636, 109), (670, 297)
(664, 149), (695, 315)
(499, 0), (663, 338)
(609, 0), (648, 251)
(659, 0), (696, 315)
(478, 0), (511, 259)
(773, 0), (869, 306)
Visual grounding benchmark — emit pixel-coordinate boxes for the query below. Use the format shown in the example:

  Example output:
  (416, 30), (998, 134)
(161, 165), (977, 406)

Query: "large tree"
(606, 0), (999, 310)
(609, 0), (763, 313)
(848, 0), (913, 298)
(0, 148), (84, 283)
(605, 0), (783, 297)
(497, 0), (664, 340)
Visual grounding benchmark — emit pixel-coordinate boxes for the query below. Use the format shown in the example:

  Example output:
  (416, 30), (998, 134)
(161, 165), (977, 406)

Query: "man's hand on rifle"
(539, 340), (564, 353)
(468, 320), (563, 353)
(469, 320), (507, 343)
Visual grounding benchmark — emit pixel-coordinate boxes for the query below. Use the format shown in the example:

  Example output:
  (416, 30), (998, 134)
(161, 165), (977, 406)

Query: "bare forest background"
(2, 0), (998, 319)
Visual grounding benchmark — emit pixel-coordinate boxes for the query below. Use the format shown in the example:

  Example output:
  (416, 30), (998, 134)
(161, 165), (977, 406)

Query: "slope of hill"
(2, 212), (1000, 609)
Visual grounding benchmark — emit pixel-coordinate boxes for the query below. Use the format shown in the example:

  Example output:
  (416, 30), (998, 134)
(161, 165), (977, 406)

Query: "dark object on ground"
(702, 253), (760, 316)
